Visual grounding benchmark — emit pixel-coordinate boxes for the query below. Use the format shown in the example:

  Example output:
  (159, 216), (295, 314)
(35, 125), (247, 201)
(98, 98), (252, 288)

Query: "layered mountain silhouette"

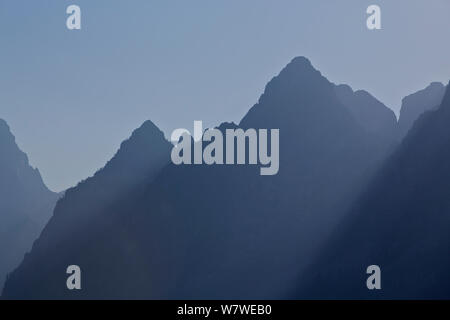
(398, 82), (445, 139)
(2, 120), (171, 299)
(295, 82), (450, 299)
(0, 119), (59, 291)
(2, 57), (400, 299)
(334, 84), (397, 140)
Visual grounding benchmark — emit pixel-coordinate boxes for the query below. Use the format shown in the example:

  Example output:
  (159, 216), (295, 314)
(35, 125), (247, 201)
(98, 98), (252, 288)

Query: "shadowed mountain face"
(1, 57), (398, 299)
(0, 119), (59, 291)
(334, 84), (397, 141)
(398, 82), (445, 139)
(296, 83), (450, 299)
(1, 120), (172, 299)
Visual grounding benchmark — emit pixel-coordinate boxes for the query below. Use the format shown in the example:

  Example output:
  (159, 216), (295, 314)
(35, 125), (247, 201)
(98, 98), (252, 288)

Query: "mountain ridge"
(295, 81), (450, 299)
(2, 57), (447, 299)
(2, 57), (397, 299)
(398, 82), (446, 138)
(0, 118), (59, 292)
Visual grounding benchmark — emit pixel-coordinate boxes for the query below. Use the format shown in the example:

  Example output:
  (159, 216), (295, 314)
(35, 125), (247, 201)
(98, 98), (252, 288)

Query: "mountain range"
(295, 81), (450, 299)
(1, 57), (448, 299)
(0, 119), (59, 291)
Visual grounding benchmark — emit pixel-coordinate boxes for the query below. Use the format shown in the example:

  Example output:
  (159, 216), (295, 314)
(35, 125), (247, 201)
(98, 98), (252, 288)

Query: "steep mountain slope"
(1, 120), (172, 299)
(2, 57), (396, 299)
(296, 83), (450, 299)
(0, 119), (59, 291)
(334, 84), (397, 140)
(398, 82), (445, 139)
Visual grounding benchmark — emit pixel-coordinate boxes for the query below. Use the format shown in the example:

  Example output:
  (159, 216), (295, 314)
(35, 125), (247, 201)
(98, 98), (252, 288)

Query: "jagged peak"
(334, 83), (393, 113)
(66, 119), (171, 195)
(335, 84), (383, 103)
(110, 120), (170, 164)
(401, 82), (445, 107)
(288, 56), (314, 68)
(114, 120), (169, 154)
(259, 56), (330, 100)
(280, 56), (322, 78)
(131, 120), (166, 140)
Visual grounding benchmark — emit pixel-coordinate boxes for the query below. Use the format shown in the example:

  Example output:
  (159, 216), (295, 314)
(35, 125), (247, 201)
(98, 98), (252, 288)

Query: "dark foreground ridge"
(296, 82), (450, 299)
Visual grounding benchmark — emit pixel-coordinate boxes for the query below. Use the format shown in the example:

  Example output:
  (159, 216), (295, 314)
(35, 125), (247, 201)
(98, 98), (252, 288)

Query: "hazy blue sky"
(1, 0), (450, 191)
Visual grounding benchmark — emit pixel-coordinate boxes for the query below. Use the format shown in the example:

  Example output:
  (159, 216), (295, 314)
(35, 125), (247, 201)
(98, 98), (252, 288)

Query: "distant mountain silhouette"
(2, 57), (398, 299)
(1, 120), (171, 299)
(0, 119), (59, 291)
(295, 83), (450, 299)
(334, 84), (397, 140)
(398, 82), (445, 139)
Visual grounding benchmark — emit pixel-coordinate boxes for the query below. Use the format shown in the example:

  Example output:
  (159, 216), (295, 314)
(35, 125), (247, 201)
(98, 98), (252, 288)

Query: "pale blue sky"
(1, 0), (450, 191)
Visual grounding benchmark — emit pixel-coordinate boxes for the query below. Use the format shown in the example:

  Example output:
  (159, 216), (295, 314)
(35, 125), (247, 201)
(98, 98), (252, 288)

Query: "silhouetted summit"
(0, 119), (58, 291)
(398, 82), (445, 138)
(334, 84), (397, 140)
(94, 120), (170, 187)
(1, 57), (398, 299)
(2, 119), (172, 299)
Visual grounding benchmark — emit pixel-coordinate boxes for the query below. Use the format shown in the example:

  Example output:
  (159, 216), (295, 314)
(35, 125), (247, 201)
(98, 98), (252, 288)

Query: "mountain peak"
(280, 56), (321, 78)
(138, 120), (164, 134)
(239, 56), (334, 129)
(1, 56), (398, 300)
(90, 119), (171, 188)
(0, 119), (58, 291)
(112, 120), (168, 158)
(263, 56), (329, 96)
(401, 82), (445, 107)
(288, 56), (313, 68)
(429, 81), (445, 90)
(333, 84), (397, 139)
(398, 82), (446, 139)
(130, 120), (166, 140)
